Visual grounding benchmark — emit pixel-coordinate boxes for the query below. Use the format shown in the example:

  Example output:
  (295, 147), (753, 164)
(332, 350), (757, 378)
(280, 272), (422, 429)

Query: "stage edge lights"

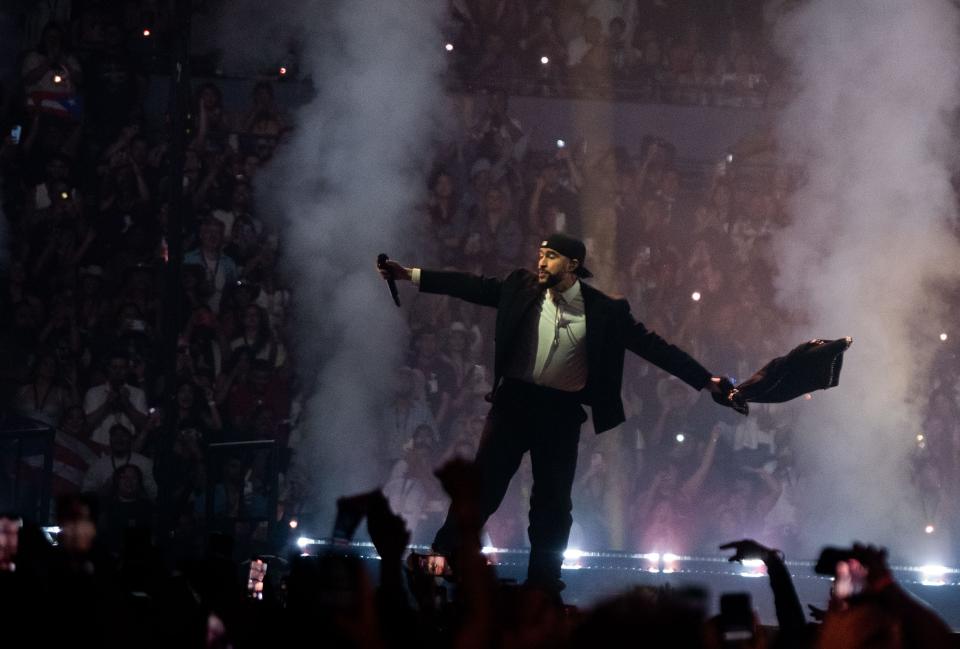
(919, 564), (951, 587)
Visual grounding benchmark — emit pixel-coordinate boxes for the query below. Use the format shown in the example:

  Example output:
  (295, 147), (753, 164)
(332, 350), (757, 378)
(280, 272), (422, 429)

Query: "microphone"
(377, 253), (401, 307)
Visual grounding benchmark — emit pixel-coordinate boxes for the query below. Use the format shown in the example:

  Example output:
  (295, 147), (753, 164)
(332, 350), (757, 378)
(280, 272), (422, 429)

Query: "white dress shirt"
(527, 280), (588, 391)
(413, 269), (587, 392)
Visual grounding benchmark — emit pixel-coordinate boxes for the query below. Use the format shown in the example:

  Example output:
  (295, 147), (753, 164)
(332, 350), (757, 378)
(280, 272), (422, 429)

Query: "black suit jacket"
(420, 268), (712, 434)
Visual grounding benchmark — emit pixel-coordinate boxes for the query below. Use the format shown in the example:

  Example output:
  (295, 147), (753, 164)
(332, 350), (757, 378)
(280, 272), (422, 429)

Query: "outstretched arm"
(379, 260), (504, 307)
(721, 539), (806, 636)
(619, 303), (743, 412)
(620, 302), (712, 390)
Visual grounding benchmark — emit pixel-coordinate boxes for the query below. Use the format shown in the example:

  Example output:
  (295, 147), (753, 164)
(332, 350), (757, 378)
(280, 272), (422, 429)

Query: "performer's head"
(537, 233), (592, 289)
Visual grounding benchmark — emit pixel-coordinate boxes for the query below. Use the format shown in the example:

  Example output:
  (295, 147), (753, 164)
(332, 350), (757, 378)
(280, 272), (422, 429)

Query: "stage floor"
(300, 540), (960, 630)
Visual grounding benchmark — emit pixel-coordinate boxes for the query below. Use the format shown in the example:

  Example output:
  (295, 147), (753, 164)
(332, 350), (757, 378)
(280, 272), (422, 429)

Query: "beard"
(538, 271), (562, 288)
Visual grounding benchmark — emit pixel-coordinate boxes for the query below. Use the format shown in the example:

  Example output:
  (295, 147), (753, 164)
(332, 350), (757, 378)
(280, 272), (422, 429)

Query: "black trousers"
(433, 379), (586, 585)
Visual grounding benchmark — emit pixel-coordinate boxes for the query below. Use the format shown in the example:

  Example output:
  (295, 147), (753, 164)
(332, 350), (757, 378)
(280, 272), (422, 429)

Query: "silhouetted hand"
(434, 457), (482, 533)
(707, 376), (748, 415)
(720, 538), (778, 564)
(366, 491), (409, 563)
(850, 542), (892, 591)
(435, 457), (481, 502)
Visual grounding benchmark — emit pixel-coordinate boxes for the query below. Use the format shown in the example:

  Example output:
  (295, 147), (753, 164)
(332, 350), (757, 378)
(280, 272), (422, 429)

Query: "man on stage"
(379, 233), (739, 592)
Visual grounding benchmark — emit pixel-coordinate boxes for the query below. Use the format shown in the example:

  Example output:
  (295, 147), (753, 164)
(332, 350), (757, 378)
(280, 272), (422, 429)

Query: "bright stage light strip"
(296, 541), (960, 585)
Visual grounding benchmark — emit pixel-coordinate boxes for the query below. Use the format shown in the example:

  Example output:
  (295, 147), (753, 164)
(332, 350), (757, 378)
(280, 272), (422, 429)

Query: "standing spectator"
(83, 351), (148, 448)
(210, 453), (268, 520)
(426, 170), (468, 265)
(1, 261), (44, 328)
(190, 82), (229, 155)
(470, 90), (528, 164)
(527, 150), (582, 237)
(383, 423), (447, 544)
(183, 305), (226, 380)
(410, 331), (456, 430)
(635, 31), (666, 95)
(567, 16), (603, 68)
(82, 423), (157, 499)
(13, 352), (76, 427)
(24, 154), (74, 221)
(606, 16), (642, 78)
(21, 22), (83, 122)
(472, 33), (519, 89)
(236, 81), (287, 136)
(77, 265), (107, 336)
(225, 358), (289, 435)
(441, 321), (483, 411)
(98, 463), (155, 554)
(461, 157), (493, 217)
(183, 217), (238, 314)
(230, 304), (285, 368)
(519, 13), (566, 73)
(82, 17), (142, 142)
(173, 381), (223, 443)
(576, 18), (612, 81)
(464, 185), (523, 274)
(212, 180), (254, 240)
(383, 367), (437, 465)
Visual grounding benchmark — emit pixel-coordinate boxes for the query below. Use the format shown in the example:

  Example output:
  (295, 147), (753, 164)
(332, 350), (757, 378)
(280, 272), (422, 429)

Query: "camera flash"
(53, 74), (63, 84)
(691, 291), (701, 302)
(60, 191), (69, 200)
(726, 153), (734, 163)
(289, 519), (299, 529)
(143, 28), (151, 37)
(540, 56), (550, 65)
(675, 433), (685, 443)
(917, 433), (925, 442)
(925, 524), (935, 534)
(279, 66), (287, 76)
(940, 332), (948, 342)
(445, 42), (454, 52)
(556, 139), (565, 148)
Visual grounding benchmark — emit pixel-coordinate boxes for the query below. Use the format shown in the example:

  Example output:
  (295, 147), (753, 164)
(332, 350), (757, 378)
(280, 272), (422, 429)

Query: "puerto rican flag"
(26, 90), (83, 121)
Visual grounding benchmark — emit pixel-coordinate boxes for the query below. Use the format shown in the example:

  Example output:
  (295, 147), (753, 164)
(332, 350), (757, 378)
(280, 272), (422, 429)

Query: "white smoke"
(255, 1), (446, 526)
(770, 0), (960, 555)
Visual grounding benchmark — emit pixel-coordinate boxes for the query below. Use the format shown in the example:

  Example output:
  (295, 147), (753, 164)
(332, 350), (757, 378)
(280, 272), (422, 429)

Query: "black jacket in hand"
(419, 268), (712, 434)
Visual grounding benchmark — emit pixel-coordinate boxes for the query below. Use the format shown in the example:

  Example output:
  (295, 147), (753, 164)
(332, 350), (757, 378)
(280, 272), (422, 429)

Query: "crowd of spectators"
(443, 0), (778, 105)
(0, 4), (959, 647)
(0, 12), (292, 559)
(3, 4), (960, 565)
(1, 464), (954, 648)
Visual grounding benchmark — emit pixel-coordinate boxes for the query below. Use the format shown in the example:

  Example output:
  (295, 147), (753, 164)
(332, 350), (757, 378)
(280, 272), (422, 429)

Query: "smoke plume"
(770, 0), (960, 556)
(255, 1), (446, 527)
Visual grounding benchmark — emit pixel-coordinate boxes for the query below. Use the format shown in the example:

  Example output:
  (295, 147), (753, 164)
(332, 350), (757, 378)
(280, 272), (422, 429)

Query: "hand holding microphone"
(377, 253), (409, 307)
